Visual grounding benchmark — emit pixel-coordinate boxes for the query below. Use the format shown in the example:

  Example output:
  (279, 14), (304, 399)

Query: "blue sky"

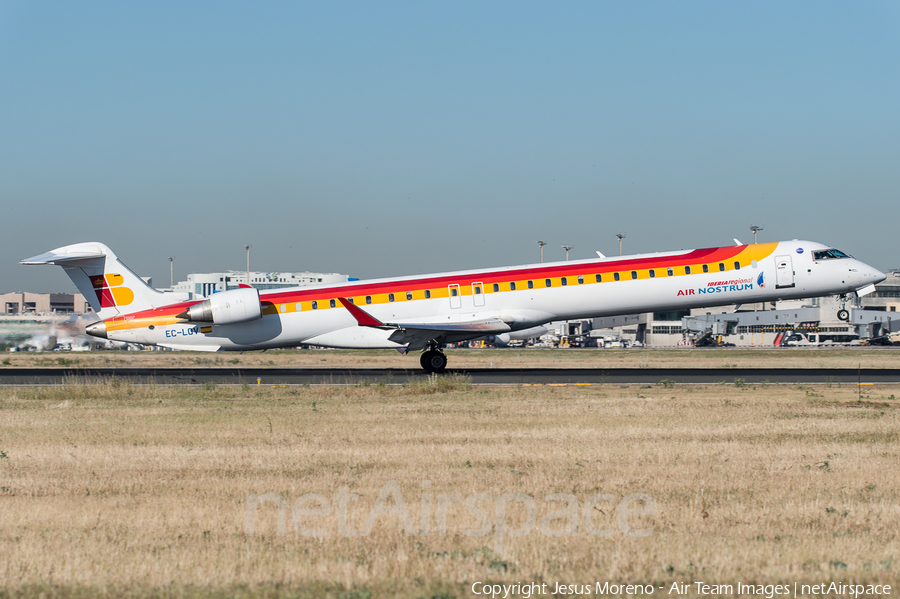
(2, 2), (898, 293)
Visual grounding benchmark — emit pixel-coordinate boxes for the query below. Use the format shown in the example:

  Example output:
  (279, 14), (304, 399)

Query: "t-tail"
(21, 242), (186, 323)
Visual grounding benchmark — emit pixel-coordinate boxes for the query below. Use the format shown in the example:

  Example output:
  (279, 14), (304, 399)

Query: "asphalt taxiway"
(1, 367), (899, 385)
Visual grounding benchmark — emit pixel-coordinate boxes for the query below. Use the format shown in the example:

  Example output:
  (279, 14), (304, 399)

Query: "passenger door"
(775, 255), (795, 288)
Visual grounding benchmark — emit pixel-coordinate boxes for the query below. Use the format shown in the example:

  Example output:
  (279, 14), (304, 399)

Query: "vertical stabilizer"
(21, 242), (166, 319)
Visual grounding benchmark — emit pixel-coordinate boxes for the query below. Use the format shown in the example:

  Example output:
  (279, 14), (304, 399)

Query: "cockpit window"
(813, 248), (852, 261)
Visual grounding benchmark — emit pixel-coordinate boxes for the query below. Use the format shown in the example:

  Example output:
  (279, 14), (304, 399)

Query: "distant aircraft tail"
(21, 242), (170, 319)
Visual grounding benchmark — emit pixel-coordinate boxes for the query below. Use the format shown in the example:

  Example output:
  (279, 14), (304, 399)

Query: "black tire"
(837, 309), (850, 322)
(420, 350), (447, 373)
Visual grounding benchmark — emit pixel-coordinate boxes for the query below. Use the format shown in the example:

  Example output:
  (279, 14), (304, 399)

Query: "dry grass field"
(1, 377), (898, 598)
(2, 347), (899, 371)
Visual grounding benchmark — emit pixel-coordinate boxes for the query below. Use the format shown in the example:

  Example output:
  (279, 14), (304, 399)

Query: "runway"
(1, 367), (899, 385)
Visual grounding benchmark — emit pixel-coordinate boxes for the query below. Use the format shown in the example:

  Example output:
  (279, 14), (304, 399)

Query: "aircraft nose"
(867, 265), (887, 285)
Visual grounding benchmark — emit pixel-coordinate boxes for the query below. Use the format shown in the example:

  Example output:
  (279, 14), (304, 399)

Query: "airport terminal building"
(2, 292), (92, 315)
(169, 270), (354, 300)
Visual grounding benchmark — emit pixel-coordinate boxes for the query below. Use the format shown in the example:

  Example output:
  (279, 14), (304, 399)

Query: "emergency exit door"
(448, 284), (461, 309)
(775, 255), (795, 289)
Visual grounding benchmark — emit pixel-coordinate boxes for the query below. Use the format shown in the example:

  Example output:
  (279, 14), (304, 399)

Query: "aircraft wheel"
(420, 350), (447, 373)
(837, 309), (850, 321)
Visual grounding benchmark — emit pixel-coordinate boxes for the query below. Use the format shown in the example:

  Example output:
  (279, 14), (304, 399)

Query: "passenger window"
(348, 297), (354, 304)
(718, 263), (725, 272)
(329, 299), (335, 308)
(366, 296), (372, 304)
(295, 303), (302, 311)
(406, 292), (412, 300)
(474, 286), (481, 295)
(510, 282), (517, 291)
(702, 264), (709, 273)
(631, 271), (637, 279)
(734, 262), (741, 270)
(614, 272), (620, 281)
(451, 288), (458, 297)
(425, 290), (431, 299)
(561, 277), (567, 286)
(685, 266), (691, 275)
(388, 293), (395, 302)
(649, 269), (655, 278)
(312, 301), (318, 310)
(667, 268), (673, 276)
(545, 279), (552, 287)
(528, 281), (534, 289)
(595, 274), (602, 282)
(577, 276), (584, 284)
(493, 283), (499, 292)
(280, 304), (286, 313)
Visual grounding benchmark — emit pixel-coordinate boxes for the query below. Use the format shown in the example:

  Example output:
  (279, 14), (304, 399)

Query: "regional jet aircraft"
(23, 240), (885, 372)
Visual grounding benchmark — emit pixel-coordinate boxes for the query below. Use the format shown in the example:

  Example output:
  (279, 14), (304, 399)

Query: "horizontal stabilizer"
(21, 248), (106, 265)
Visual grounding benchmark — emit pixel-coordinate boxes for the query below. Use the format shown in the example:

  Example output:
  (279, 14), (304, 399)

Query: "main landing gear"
(420, 342), (448, 373)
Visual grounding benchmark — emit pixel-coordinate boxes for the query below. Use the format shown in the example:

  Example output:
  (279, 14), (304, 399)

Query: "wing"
(337, 297), (511, 350)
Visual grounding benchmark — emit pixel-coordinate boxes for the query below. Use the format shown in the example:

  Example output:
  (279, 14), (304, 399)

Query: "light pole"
(562, 244), (573, 261)
(537, 240), (547, 263)
(244, 245), (251, 285)
(169, 257), (174, 289)
(616, 232), (626, 256)
(750, 225), (763, 244)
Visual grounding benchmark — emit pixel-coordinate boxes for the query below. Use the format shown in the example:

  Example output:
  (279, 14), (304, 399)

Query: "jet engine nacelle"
(179, 288), (262, 325)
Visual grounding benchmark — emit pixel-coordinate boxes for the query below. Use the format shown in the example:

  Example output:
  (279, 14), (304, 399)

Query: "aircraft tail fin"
(22, 242), (167, 319)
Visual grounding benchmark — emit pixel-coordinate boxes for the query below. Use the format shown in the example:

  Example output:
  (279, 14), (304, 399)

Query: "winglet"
(337, 297), (385, 327)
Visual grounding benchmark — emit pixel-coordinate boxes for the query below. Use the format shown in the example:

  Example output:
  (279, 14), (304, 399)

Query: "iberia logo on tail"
(91, 273), (134, 308)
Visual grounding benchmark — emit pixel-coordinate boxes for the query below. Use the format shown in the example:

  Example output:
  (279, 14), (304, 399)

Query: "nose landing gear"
(420, 341), (448, 373)
(836, 293), (850, 321)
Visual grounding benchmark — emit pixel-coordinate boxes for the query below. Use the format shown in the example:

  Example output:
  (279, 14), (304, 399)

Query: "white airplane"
(23, 240), (885, 372)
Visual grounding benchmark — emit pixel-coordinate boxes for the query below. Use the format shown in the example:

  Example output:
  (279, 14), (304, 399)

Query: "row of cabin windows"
(286, 261), (743, 310)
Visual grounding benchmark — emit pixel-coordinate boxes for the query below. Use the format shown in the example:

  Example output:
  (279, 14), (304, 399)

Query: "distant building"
(860, 269), (900, 313)
(1, 292), (92, 315)
(170, 270), (354, 300)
